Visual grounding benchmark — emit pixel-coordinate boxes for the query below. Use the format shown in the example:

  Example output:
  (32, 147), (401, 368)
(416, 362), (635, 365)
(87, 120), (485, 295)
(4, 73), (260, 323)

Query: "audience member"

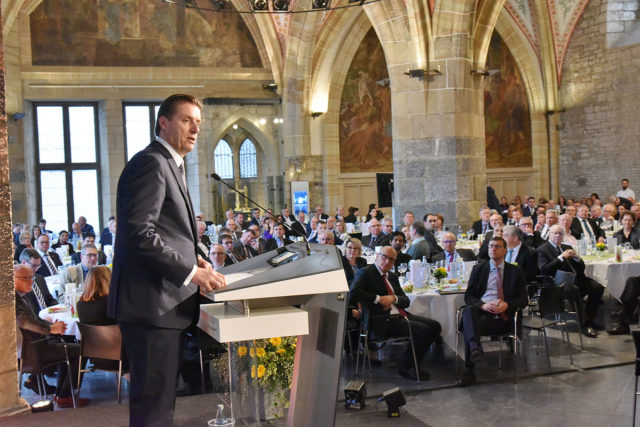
(219, 234), (241, 265)
(472, 207), (492, 238)
(78, 216), (95, 235)
(431, 232), (476, 264)
(389, 231), (412, 270)
(397, 211), (415, 232)
(351, 246), (441, 380)
(70, 222), (83, 246)
(20, 248), (58, 309)
(361, 218), (390, 250)
(208, 244), (227, 270)
(458, 236), (528, 386)
(518, 216), (545, 248)
(52, 230), (75, 256)
(334, 219), (350, 244)
(343, 238), (368, 286)
(617, 178), (635, 201)
(558, 214), (578, 247)
(613, 212), (640, 249)
(502, 225), (538, 284)
(235, 212), (248, 231)
(77, 266), (116, 326)
(14, 231), (33, 262)
(61, 244), (99, 288)
(313, 205), (329, 221)
(540, 209), (558, 240)
(71, 233), (107, 265)
(265, 223), (293, 250)
(344, 207), (359, 224)
(407, 221), (437, 261)
(34, 234), (62, 277)
(570, 205), (605, 243)
(100, 218), (117, 246)
(537, 225), (604, 337)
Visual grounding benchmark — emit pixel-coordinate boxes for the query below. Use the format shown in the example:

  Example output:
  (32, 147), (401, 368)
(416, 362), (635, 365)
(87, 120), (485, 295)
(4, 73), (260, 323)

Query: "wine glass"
(398, 263), (408, 282)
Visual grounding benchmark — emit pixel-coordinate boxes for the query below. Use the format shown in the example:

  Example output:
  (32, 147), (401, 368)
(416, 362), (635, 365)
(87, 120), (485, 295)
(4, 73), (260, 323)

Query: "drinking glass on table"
(397, 263), (408, 282)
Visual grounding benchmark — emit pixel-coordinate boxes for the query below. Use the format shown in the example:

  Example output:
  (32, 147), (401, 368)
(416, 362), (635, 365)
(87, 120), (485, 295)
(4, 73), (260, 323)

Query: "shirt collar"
(156, 136), (184, 168)
(374, 263), (386, 277)
(490, 260), (505, 270)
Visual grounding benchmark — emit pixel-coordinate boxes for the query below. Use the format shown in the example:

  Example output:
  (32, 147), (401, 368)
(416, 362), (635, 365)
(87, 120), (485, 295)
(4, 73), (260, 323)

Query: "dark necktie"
(382, 273), (407, 317)
(582, 219), (595, 241)
(31, 282), (47, 310)
(178, 163), (186, 188)
(43, 253), (57, 275)
(448, 252), (454, 263)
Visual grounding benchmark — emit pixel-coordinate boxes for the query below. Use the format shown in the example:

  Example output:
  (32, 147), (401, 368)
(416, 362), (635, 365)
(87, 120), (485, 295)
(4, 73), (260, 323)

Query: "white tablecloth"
(584, 260), (640, 301)
(407, 290), (466, 351)
(39, 305), (81, 340)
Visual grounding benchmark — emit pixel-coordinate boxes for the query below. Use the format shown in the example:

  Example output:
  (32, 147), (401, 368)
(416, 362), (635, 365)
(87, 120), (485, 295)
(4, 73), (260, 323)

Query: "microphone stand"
(210, 173), (311, 255)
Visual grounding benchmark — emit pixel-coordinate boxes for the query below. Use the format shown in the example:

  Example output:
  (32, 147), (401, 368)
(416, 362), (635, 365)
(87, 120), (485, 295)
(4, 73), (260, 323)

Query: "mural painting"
(30, 0), (263, 68)
(339, 28), (392, 173)
(484, 33), (532, 169)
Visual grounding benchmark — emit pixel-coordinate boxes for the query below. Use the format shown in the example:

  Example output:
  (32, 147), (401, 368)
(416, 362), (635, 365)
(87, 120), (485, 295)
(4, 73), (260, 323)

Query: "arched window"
(214, 139), (234, 179)
(239, 138), (258, 178)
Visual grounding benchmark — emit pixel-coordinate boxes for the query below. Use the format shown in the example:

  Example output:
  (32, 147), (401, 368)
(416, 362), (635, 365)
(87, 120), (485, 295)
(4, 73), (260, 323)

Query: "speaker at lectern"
(198, 242), (349, 426)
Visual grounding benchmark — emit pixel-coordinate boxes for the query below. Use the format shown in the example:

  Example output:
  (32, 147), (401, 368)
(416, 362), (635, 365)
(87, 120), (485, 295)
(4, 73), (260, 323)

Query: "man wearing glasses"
(459, 237), (528, 386)
(19, 248), (57, 309)
(208, 244), (228, 271)
(518, 216), (545, 248)
(351, 246), (442, 380)
(60, 244), (99, 288)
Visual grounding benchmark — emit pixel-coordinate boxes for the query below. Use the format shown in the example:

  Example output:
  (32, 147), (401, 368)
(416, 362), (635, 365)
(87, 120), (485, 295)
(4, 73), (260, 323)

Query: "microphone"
(210, 173), (311, 255)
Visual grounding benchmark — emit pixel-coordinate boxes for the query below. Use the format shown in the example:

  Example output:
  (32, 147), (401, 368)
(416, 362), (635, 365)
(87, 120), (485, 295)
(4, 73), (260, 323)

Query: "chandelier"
(162, 0), (382, 14)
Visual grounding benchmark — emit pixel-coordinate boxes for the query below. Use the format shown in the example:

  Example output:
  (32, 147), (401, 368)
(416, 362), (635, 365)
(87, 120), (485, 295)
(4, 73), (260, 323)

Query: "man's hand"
(192, 268), (226, 293)
(197, 256), (212, 270)
(482, 302), (499, 313)
(50, 320), (67, 335)
(561, 249), (576, 259)
(378, 295), (396, 310)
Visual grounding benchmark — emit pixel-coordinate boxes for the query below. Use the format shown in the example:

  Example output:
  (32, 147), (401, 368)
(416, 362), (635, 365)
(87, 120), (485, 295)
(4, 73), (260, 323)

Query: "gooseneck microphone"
(210, 173), (311, 255)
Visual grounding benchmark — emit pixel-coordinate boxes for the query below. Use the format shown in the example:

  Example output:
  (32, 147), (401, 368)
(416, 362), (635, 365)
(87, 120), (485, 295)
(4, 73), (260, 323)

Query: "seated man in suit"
(477, 223), (504, 262)
(432, 232), (477, 264)
(308, 219), (327, 243)
(361, 219), (390, 250)
(459, 237), (528, 386)
(60, 244), (99, 289)
(471, 206), (492, 239)
(265, 223), (293, 251)
(539, 209), (558, 240)
(71, 233), (107, 265)
(219, 234), (241, 265)
(390, 231), (412, 270)
(351, 246), (441, 380)
(518, 216), (545, 249)
(196, 221), (212, 256)
(558, 214), (578, 247)
(34, 234), (62, 277)
(407, 221), (440, 261)
(20, 248), (58, 310)
(306, 216), (320, 241)
(78, 215), (95, 235)
(14, 264), (88, 407)
(100, 217), (116, 246)
(396, 210), (415, 232)
(570, 204), (605, 243)
(536, 225), (604, 338)
(208, 244), (228, 271)
(234, 230), (259, 260)
(423, 215), (444, 255)
(502, 226), (538, 285)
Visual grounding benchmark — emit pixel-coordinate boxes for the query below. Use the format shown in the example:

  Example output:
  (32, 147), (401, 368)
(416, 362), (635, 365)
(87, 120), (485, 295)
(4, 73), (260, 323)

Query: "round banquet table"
(407, 290), (466, 351)
(38, 305), (81, 340)
(583, 255), (640, 301)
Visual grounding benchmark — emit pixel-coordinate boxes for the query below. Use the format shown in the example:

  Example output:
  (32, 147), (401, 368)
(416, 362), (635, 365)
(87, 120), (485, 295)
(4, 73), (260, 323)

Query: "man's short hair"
(410, 221), (426, 237)
(83, 232), (96, 240)
(155, 94), (202, 136)
(390, 231), (405, 241)
(546, 209), (558, 217)
(622, 178), (629, 183)
(503, 225), (523, 242)
(479, 206), (489, 214)
(81, 244), (97, 255)
(490, 236), (507, 248)
(218, 234), (233, 244)
(20, 248), (41, 263)
(550, 224), (565, 236)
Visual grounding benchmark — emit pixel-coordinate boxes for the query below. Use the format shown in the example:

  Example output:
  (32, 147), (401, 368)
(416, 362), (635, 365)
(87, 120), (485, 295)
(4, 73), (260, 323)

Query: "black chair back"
(633, 330), (640, 376)
(77, 323), (123, 361)
(554, 270), (576, 287)
(538, 284), (566, 318)
(19, 328), (47, 373)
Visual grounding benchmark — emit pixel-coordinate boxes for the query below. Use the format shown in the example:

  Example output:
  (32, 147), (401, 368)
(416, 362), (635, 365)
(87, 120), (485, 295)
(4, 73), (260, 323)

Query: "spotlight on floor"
(344, 380), (366, 409)
(378, 386), (405, 417)
(31, 399), (54, 413)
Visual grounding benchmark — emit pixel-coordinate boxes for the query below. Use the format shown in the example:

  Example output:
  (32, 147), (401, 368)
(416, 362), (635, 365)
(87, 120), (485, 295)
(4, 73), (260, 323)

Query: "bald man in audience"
(472, 207), (492, 239)
(361, 218), (390, 249)
(558, 214), (578, 247)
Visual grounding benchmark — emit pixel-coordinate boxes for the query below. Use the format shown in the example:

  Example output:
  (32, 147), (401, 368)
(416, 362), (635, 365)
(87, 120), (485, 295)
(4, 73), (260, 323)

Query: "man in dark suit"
(71, 233), (107, 265)
(360, 218), (390, 250)
(34, 234), (62, 277)
(100, 217), (116, 246)
(291, 210), (307, 238)
(570, 204), (605, 243)
(219, 234), (241, 265)
(20, 248), (58, 309)
(313, 205), (329, 221)
(471, 206), (492, 239)
(536, 225), (604, 338)
(265, 223), (293, 251)
(431, 232), (477, 264)
(522, 197), (537, 217)
(108, 94), (226, 426)
(518, 217), (546, 249)
(351, 246), (441, 380)
(14, 264), (87, 407)
(502, 226), (538, 285)
(459, 237), (528, 386)
(390, 232), (412, 269)
(424, 214), (444, 255)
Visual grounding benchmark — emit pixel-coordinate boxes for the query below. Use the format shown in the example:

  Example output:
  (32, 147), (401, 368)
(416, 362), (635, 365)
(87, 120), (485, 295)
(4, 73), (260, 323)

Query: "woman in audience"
(77, 266), (116, 326)
(343, 238), (367, 287)
(617, 204), (627, 221)
(499, 196), (509, 213)
(558, 195), (568, 213)
(335, 219), (350, 245)
(52, 230), (75, 255)
(261, 216), (274, 240)
(613, 212), (640, 249)
(13, 231), (32, 262)
(344, 206), (359, 223)
(30, 225), (41, 246)
(434, 214), (444, 233)
(365, 204), (378, 222)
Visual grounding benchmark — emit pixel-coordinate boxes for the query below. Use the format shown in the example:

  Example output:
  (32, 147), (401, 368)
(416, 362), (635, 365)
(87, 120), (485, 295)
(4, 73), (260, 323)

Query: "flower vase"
(259, 386), (289, 420)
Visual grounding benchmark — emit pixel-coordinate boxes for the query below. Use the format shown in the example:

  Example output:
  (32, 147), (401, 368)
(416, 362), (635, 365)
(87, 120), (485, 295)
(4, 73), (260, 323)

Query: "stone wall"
(559, 0), (640, 200)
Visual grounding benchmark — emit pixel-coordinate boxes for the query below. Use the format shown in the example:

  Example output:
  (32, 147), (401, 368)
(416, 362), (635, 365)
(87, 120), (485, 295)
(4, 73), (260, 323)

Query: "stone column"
(392, 3), (487, 229)
(0, 4), (31, 416)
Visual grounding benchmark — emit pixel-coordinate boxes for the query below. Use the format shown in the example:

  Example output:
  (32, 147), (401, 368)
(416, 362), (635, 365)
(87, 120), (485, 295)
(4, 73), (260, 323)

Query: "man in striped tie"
(34, 234), (62, 278)
(19, 248), (58, 310)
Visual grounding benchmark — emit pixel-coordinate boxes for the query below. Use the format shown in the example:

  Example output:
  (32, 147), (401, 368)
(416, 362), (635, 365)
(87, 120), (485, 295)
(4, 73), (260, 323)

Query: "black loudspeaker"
(376, 173), (394, 208)
(381, 386), (405, 417)
(344, 380), (366, 409)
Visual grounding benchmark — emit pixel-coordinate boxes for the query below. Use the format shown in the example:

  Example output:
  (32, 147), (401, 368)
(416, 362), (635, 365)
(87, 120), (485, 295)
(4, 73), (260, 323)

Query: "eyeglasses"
(442, 240), (456, 244)
(26, 261), (41, 269)
(15, 275), (34, 280)
(346, 245), (358, 250)
(488, 244), (505, 249)
(519, 223), (533, 227)
(378, 253), (396, 262)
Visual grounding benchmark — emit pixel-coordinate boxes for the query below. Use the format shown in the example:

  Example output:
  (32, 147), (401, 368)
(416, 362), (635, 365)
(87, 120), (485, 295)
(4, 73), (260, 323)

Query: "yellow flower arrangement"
(596, 242), (606, 252)
(257, 364), (266, 378)
(433, 267), (448, 281)
(250, 347), (255, 357)
(257, 347), (266, 357)
(237, 345), (247, 357)
(269, 337), (282, 347)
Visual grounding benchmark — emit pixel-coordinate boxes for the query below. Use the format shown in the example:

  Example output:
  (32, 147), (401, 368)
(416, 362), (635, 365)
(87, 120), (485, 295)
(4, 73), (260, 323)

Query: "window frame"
(214, 138), (235, 180)
(122, 101), (162, 162)
(239, 137), (258, 179)
(33, 101), (102, 231)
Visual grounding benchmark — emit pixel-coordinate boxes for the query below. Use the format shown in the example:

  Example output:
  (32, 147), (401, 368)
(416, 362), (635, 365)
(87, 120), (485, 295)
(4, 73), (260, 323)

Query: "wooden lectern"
(198, 242), (348, 426)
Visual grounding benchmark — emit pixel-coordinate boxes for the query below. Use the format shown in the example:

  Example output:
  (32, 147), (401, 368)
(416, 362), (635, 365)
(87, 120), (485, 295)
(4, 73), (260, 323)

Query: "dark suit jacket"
(77, 296), (116, 326)
(431, 249), (477, 263)
(15, 291), (53, 350)
(472, 220), (491, 240)
(100, 228), (113, 246)
(425, 231), (443, 255)
(464, 262), (528, 317)
(71, 250), (108, 266)
(351, 264), (410, 339)
(27, 274), (58, 310)
(264, 237), (293, 252)
(343, 256), (368, 287)
(570, 217), (605, 241)
(288, 221), (306, 239)
(512, 243), (539, 284)
(536, 241), (588, 283)
(477, 231), (494, 261)
(523, 231), (546, 249)
(108, 141), (199, 329)
(36, 251), (63, 277)
(361, 233), (390, 249)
